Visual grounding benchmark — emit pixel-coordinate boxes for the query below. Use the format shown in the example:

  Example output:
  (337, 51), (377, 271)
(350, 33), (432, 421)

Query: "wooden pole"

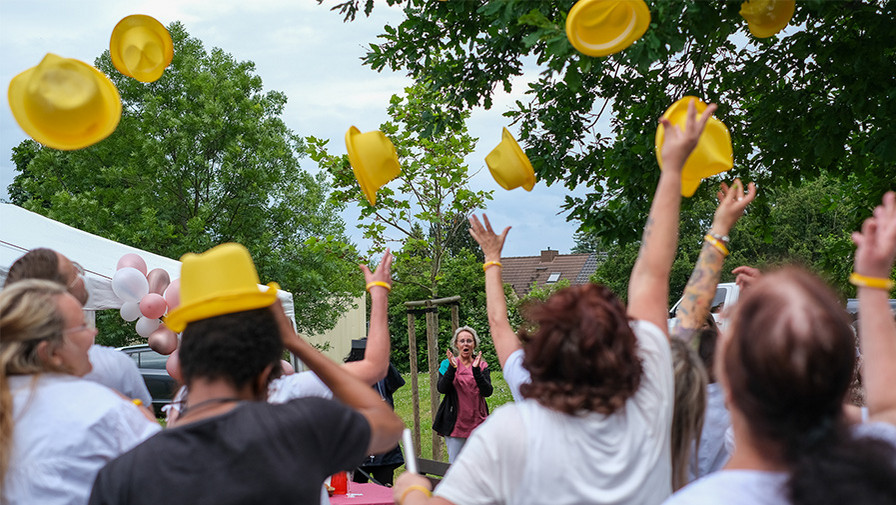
(450, 304), (459, 335)
(407, 311), (421, 456)
(425, 302), (442, 461)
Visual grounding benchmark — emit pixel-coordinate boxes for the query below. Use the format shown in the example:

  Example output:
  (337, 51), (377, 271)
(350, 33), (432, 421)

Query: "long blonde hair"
(1, 279), (68, 480)
(670, 338), (708, 491)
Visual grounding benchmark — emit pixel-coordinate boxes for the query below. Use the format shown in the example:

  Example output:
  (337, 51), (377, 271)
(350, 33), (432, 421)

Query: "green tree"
(7, 22), (360, 341)
(307, 82), (492, 299)
(321, 0), (896, 244)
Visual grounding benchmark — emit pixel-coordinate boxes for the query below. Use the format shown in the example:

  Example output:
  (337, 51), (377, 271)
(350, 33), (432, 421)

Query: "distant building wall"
(299, 295), (367, 368)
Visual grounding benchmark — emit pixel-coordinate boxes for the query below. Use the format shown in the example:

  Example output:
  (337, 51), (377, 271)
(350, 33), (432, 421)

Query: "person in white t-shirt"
(665, 191), (896, 505)
(1, 280), (160, 505)
(393, 99), (721, 505)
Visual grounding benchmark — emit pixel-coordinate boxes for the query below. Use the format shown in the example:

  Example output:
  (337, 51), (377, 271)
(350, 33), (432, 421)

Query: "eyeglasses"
(68, 262), (86, 290)
(63, 323), (95, 334)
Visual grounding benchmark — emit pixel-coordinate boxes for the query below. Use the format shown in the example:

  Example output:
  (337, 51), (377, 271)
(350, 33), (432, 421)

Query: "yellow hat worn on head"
(8, 53), (122, 151)
(566, 0), (651, 57)
(110, 14), (173, 82)
(655, 97), (733, 197)
(739, 0), (795, 38)
(345, 126), (402, 206)
(164, 243), (280, 332)
(485, 128), (536, 191)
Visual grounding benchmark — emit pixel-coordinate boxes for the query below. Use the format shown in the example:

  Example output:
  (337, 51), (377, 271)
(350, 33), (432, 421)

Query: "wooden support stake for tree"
(406, 311), (421, 457)
(425, 302), (442, 461)
(450, 304), (459, 335)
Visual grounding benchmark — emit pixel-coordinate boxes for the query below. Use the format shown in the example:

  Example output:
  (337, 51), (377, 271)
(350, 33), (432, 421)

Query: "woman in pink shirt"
(433, 326), (493, 462)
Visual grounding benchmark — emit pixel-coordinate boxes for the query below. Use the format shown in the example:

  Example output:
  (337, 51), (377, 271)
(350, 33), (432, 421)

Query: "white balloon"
(112, 267), (149, 303)
(120, 301), (141, 322)
(135, 317), (161, 338)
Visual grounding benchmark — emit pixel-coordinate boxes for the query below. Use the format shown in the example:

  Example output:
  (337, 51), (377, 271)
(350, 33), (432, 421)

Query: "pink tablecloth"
(329, 482), (394, 505)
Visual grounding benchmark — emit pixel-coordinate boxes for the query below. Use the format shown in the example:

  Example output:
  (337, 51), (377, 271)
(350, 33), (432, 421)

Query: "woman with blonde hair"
(1, 279), (159, 505)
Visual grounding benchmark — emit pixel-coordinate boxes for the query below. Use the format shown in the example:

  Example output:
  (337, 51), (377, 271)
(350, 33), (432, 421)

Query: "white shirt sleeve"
(502, 349), (531, 402)
(434, 405), (526, 505)
(85, 345), (153, 405)
(267, 370), (333, 403)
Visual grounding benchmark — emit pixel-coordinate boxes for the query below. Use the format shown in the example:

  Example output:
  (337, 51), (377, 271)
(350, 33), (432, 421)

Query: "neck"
(177, 378), (256, 425)
(724, 409), (788, 472)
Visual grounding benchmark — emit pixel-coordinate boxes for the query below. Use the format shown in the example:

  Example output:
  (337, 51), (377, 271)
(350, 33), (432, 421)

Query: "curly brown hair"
(518, 283), (643, 415)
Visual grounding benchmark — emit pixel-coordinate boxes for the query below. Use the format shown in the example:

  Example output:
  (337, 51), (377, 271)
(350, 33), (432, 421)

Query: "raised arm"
(274, 301), (403, 455)
(673, 179), (756, 339)
(628, 99), (718, 333)
(342, 249), (393, 385)
(468, 215), (520, 368)
(851, 190), (896, 426)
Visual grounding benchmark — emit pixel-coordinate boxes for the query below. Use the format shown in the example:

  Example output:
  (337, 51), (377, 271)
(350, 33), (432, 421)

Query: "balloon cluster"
(112, 253), (179, 358)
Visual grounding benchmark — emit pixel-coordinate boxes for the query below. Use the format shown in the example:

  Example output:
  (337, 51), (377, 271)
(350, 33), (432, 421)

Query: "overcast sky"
(1, 0), (594, 257)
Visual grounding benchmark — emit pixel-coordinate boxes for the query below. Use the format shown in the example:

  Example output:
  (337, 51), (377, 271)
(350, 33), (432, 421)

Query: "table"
(329, 482), (394, 505)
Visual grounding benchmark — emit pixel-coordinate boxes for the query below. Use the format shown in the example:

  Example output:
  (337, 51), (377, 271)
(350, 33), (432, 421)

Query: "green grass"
(392, 371), (514, 465)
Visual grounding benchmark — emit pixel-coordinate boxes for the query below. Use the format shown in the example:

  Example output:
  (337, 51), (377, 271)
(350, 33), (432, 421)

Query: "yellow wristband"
(131, 399), (143, 407)
(365, 281), (392, 292)
(849, 273), (894, 291)
(399, 485), (432, 505)
(483, 260), (502, 272)
(704, 234), (730, 257)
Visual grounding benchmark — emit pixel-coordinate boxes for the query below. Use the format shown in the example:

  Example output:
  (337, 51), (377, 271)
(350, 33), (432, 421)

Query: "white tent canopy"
(0, 203), (295, 325)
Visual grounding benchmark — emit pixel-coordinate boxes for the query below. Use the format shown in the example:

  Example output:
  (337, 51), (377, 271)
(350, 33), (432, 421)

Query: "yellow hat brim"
(345, 126), (377, 205)
(164, 282), (280, 333)
(486, 128), (536, 191)
(7, 56), (122, 151)
(740, 0), (796, 38)
(110, 14), (174, 82)
(654, 96), (733, 197)
(566, 0), (651, 57)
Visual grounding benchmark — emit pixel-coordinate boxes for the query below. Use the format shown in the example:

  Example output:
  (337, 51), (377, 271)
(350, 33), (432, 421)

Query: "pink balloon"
(139, 293), (168, 319)
(166, 348), (182, 382)
(117, 253), (148, 276)
(148, 326), (178, 355)
(164, 278), (181, 310)
(147, 268), (171, 295)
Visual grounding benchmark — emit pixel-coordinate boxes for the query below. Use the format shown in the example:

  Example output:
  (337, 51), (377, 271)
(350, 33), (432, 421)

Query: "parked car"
(668, 282), (740, 331)
(117, 344), (179, 417)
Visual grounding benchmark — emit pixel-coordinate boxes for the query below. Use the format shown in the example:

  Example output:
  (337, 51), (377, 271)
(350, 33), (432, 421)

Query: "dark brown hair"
(4, 249), (65, 288)
(519, 283), (642, 415)
(724, 267), (896, 505)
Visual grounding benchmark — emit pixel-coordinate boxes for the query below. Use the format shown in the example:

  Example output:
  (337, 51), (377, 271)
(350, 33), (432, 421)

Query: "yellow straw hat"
(655, 97), (733, 197)
(739, 0), (795, 38)
(8, 53), (122, 151)
(485, 128), (536, 191)
(566, 0), (651, 57)
(164, 243), (279, 332)
(110, 14), (174, 83)
(345, 126), (402, 206)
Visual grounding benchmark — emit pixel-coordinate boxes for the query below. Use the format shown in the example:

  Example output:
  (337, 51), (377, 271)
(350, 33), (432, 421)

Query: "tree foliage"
(307, 82), (492, 299)
(7, 22), (360, 339)
(320, 0), (896, 244)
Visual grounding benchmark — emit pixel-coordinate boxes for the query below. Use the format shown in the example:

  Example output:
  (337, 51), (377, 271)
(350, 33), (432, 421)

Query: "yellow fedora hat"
(164, 243), (279, 332)
(345, 126), (401, 206)
(8, 53), (122, 151)
(739, 0), (795, 38)
(110, 14), (173, 83)
(655, 97), (733, 197)
(485, 128), (536, 191)
(566, 0), (651, 57)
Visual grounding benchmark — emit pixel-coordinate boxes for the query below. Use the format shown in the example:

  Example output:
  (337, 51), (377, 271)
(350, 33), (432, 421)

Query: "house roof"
(501, 249), (599, 296)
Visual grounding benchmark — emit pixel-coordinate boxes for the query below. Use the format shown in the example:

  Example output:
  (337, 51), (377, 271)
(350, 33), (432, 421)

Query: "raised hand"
(472, 351), (483, 368)
(446, 349), (458, 368)
(852, 191), (896, 278)
(659, 99), (718, 172)
(360, 248), (393, 292)
(732, 265), (762, 291)
(713, 179), (756, 233)
(469, 214), (510, 262)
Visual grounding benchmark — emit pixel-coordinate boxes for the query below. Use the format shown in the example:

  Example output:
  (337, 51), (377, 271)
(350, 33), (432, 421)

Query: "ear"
(253, 363), (277, 400)
(36, 340), (64, 369)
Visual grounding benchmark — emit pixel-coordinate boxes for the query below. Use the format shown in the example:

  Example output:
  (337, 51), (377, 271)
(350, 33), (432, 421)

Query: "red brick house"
(501, 249), (601, 296)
